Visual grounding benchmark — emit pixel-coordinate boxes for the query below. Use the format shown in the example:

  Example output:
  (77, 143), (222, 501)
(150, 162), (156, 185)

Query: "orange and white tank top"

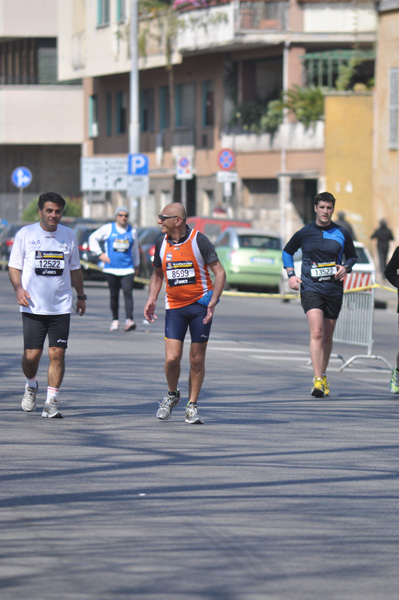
(160, 229), (213, 309)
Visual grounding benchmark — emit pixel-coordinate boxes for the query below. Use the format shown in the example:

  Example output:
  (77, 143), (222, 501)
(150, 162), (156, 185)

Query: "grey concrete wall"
(0, 144), (82, 220)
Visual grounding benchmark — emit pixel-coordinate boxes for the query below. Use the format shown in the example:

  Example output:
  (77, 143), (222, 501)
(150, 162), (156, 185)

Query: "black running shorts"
(300, 291), (343, 320)
(22, 313), (70, 350)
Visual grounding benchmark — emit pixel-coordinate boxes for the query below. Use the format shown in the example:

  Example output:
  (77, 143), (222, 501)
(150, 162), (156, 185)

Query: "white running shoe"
(42, 397), (63, 419)
(185, 402), (203, 424)
(157, 390), (180, 420)
(21, 383), (39, 412)
(110, 320), (119, 331)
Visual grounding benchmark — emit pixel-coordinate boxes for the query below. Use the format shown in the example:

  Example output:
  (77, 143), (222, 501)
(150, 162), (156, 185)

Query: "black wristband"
(287, 271), (296, 278)
(77, 294), (87, 301)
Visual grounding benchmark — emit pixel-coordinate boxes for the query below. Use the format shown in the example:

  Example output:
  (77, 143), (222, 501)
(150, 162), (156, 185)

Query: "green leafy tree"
(283, 85), (324, 129)
(229, 86), (324, 134)
(335, 58), (363, 91)
(229, 99), (284, 134)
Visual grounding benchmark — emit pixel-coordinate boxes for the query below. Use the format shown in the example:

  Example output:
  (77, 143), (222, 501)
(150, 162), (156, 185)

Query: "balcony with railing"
(237, 1), (288, 31)
(222, 120), (325, 152)
(140, 128), (198, 154)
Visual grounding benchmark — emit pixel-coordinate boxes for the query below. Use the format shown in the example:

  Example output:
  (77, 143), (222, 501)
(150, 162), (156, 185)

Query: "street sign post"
(11, 167), (32, 220)
(176, 155), (193, 180)
(176, 155), (193, 210)
(11, 167), (32, 189)
(128, 153), (149, 176)
(216, 149), (237, 208)
(81, 157), (131, 191)
(126, 175), (149, 197)
(81, 155), (151, 191)
(216, 171), (238, 183)
(217, 148), (236, 171)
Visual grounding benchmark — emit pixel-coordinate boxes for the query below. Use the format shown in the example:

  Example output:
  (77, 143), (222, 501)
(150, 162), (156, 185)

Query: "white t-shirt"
(8, 222), (81, 315)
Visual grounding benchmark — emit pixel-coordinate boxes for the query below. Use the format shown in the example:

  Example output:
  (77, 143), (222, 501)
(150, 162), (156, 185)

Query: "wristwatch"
(77, 294), (87, 301)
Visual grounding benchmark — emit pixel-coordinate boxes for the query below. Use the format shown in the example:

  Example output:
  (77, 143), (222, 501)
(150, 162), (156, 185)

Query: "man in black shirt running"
(283, 192), (357, 398)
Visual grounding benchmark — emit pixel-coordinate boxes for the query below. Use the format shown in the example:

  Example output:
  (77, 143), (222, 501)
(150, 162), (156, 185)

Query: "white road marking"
(209, 346), (308, 355)
(208, 345), (391, 373)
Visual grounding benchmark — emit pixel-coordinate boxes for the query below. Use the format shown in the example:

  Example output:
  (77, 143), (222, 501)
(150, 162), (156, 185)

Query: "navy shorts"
(165, 302), (212, 343)
(22, 313), (70, 350)
(301, 291), (343, 320)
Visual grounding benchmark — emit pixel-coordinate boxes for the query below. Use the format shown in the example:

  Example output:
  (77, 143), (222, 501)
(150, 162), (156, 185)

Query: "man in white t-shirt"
(8, 191), (87, 418)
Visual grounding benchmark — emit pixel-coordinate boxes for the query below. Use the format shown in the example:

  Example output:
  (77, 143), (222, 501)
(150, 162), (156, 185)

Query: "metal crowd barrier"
(333, 284), (392, 371)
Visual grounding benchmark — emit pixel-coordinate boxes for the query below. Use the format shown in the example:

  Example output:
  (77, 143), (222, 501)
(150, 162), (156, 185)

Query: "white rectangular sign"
(126, 175), (149, 197)
(216, 171), (238, 183)
(176, 155), (193, 180)
(81, 157), (129, 191)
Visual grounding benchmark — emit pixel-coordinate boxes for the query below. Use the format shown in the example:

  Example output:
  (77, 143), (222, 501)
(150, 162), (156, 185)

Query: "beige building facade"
(0, 0), (83, 220)
(373, 0), (399, 246)
(57, 0), (377, 241)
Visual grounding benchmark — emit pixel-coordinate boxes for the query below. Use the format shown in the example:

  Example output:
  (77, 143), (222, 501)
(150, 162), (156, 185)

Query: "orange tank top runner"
(160, 229), (214, 309)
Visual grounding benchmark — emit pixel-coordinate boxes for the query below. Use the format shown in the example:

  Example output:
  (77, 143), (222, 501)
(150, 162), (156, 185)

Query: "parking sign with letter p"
(128, 153), (149, 176)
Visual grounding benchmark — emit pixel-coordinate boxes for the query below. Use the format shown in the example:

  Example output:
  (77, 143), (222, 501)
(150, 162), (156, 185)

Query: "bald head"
(162, 202), (186, 222)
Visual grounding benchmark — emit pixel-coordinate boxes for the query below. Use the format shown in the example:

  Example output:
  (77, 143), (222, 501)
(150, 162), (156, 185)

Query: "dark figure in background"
(371, 219), (394, 279)
(335, 211), (356, 240)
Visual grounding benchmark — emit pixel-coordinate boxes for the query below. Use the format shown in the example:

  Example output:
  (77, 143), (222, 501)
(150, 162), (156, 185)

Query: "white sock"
(46, 386), (59, 403)
(25, 377), (37, 388)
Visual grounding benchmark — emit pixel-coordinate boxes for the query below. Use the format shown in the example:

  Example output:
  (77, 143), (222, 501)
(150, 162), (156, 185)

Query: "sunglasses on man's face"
(117, 214), (128, 218)
(158, 215), (179, 222)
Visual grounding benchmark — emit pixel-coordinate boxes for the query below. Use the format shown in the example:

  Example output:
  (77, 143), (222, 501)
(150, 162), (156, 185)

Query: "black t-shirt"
(283, 221), (357, 296)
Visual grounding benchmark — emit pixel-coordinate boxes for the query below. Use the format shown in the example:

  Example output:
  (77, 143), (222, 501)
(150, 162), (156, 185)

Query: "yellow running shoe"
(390, 367), (399, 394)
(322, 375), (330, 396)
(311, 377), (325, 398)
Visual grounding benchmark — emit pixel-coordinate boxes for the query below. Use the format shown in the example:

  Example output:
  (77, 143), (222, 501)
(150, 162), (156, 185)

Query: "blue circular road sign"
(11, 167), (32, 189)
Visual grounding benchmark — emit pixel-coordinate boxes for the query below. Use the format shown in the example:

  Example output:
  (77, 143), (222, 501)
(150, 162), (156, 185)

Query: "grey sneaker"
(41, 397), (63, 419)
(185, 402), (203, 424)
(21, 383), (39, 412)
(157, 389), (180, 420)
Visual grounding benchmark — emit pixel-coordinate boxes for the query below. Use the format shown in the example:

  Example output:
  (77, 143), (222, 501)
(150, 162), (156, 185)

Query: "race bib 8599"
(166, 261), (196, 286)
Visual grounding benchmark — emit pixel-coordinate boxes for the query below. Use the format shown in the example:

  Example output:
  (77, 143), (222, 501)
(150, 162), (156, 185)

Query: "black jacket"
(385, 246), (399, 313)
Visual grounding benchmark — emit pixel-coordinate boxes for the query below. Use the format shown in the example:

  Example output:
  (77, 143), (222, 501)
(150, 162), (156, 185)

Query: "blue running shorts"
(165, 302), (212, 343)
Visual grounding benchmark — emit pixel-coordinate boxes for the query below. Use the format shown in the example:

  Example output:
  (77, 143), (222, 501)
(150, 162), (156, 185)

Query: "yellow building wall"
(324, 93), (373, 245)
(373, 11), (399, 248)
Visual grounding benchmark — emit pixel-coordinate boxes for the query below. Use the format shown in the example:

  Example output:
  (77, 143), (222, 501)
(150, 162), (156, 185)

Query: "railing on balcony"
(237, 1), (288, 31)
(161, 128), (196, 151)
(140, 128), (197, 153)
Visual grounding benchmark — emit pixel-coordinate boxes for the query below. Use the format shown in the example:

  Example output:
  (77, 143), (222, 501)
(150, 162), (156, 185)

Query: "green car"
(214, 227), (283, 291)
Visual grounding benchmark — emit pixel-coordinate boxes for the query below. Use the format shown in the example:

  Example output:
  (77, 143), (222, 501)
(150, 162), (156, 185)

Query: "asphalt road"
(1, 270), (399, 600)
